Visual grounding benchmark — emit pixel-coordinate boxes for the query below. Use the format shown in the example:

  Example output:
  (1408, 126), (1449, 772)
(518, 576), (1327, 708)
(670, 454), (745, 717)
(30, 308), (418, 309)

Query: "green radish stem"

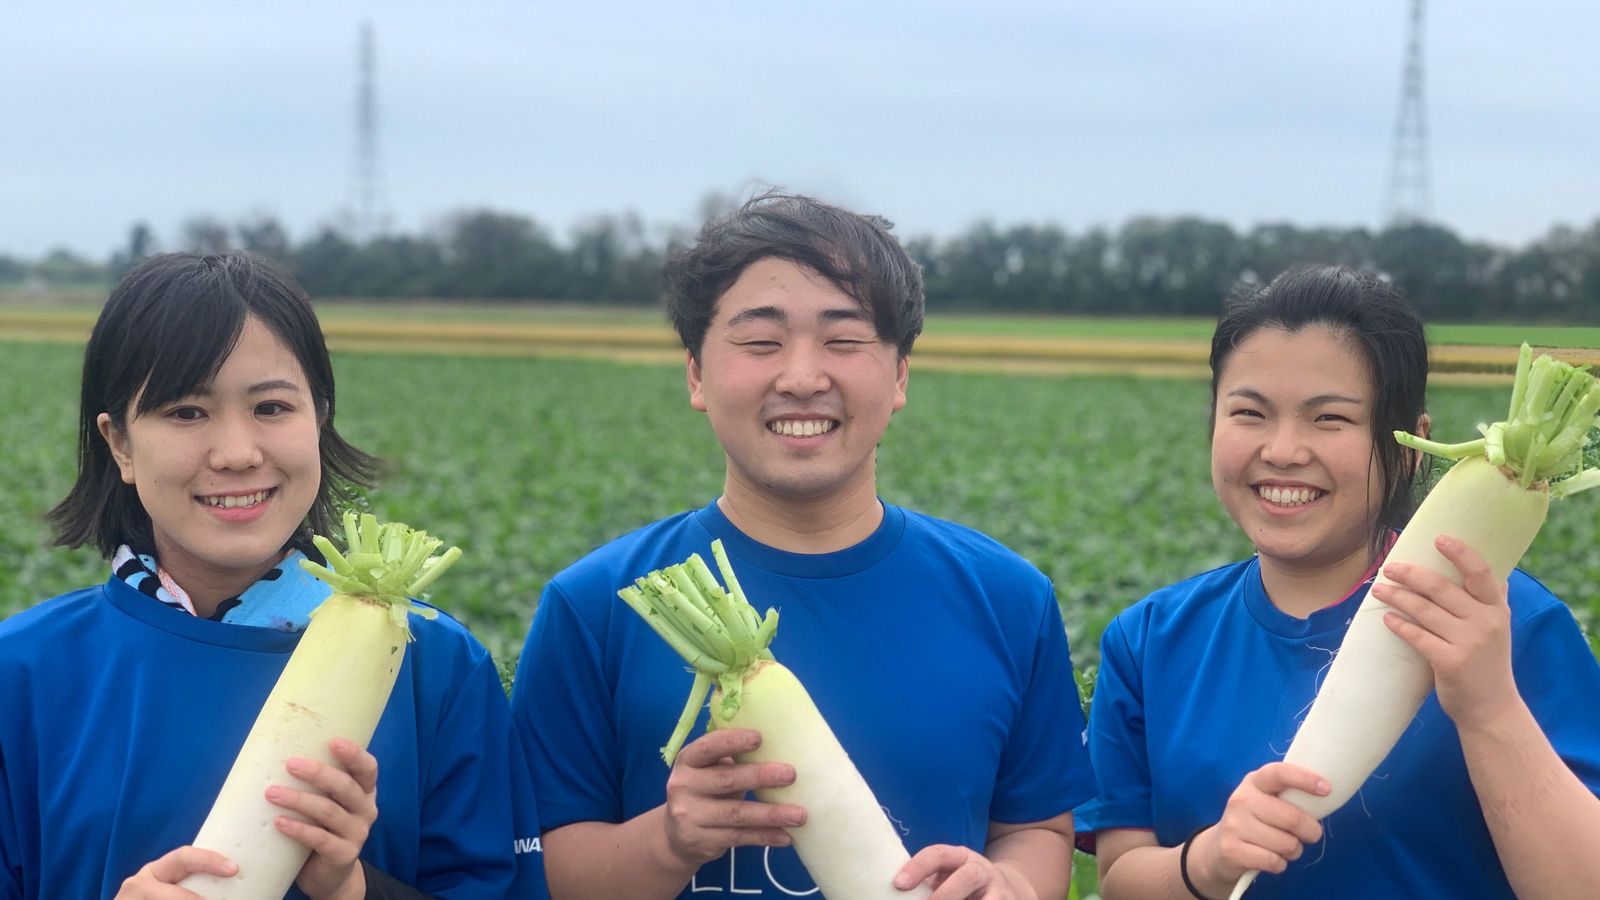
(615, 543), (779, 763)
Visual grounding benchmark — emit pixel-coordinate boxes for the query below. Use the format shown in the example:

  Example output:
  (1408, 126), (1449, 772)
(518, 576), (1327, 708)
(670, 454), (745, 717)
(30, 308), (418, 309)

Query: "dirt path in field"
(4, 310), (1593, 382)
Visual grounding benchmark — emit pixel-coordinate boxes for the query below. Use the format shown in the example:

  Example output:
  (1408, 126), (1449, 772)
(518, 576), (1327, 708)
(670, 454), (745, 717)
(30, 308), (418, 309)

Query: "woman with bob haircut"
(1078, 265), (1600, 899)
(0, 252), (531, 899)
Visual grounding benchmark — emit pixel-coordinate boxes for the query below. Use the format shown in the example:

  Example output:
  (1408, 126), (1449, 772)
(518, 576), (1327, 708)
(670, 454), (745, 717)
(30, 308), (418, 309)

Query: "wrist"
(647, 805), (709, 882)
(1179, 825), (1227, 900)
(324, 864), (367, 900)
(990, 859), (1039, 900)
(1451, 685), (1529, 736)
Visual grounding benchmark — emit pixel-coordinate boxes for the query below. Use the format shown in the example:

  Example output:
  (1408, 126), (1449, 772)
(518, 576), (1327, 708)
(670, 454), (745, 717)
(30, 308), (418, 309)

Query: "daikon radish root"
(182, 511), (460, 899)
(619, 541), (932, 900)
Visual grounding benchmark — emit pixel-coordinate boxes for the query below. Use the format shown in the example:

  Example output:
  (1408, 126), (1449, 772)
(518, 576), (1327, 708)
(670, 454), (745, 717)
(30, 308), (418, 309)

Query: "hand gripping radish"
(181, 511), (461, 899)
(1230, 344), (1600, 899)
(619, 541), (932, 900)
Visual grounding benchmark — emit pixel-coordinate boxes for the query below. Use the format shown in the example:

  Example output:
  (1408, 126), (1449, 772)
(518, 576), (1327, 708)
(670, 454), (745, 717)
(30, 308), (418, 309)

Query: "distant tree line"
(5, 205), (1599, 321)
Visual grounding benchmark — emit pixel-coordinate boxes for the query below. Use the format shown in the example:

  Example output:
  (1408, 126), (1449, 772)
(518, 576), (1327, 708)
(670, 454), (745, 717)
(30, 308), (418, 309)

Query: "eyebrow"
(247, 379), (303, 395)
(724, 306), (870, 327)
(1226, 388), (1364, 408)
(189, 379), (303, 397)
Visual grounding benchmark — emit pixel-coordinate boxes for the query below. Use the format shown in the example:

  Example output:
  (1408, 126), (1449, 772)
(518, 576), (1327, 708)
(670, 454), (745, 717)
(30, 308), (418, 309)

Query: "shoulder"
(407, 603), (498, 671)
(1506, 568), (1586, 634)
(0, 584), (108, 651)
(543, 509), (703, 615)
(1105, 558), (1256, 650)
(895, 506), (1049, 586)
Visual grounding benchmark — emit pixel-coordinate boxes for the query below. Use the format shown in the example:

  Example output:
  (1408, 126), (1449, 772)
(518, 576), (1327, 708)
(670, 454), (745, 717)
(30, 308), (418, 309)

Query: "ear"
(686, 349), (707, 413)
(891, 355), (909, 412)
(96, 413), (137, 485)
(1408, 412), (1433, 476)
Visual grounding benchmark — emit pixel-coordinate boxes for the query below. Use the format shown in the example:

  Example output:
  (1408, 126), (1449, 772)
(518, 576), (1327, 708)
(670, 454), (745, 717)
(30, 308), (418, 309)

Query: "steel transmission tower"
(351, 21), (388, 239)
(1384, 0), (1431, 225)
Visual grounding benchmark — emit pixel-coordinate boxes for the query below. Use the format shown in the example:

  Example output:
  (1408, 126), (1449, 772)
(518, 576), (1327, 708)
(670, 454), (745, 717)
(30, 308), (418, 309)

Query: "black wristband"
(360, 861), (437, 900)
(1179, 824), (1215, 900)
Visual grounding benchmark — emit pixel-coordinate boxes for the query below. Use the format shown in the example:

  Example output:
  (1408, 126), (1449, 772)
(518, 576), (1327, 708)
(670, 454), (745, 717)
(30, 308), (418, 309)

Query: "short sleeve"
(1075, 616), (1153, 834)
(1511, 599), (1600, 796)
(990, 585), (1098, 823)
(511, 582), (624, 830)
(414, 651), (520, 898)
(507, 723), (550, 899)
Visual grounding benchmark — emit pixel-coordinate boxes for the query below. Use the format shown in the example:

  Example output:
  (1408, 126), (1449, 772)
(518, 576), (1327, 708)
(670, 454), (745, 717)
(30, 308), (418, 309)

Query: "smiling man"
(511, 193), (1095, 900)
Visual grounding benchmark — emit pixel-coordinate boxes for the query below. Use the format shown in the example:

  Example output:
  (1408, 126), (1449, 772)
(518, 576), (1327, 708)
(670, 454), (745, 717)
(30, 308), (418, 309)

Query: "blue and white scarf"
(111, 545), (331, 632)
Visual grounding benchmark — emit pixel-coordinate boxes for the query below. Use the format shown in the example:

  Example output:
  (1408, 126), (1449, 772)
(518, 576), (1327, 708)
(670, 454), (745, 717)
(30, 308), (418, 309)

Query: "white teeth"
(769, 419), (835, 437)
(203, 490), (269, 509)
(1259, 486), (1321, 506)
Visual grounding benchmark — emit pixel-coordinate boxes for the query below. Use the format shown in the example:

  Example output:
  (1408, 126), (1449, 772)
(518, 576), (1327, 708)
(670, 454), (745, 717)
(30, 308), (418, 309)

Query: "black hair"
(49, 251), (377, 557)
(663, 191), (925, 359)
(1210, 264), (1430, 554)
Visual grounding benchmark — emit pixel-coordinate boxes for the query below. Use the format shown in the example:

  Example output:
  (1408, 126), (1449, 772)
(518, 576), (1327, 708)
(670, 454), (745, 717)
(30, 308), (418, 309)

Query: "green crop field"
(5, 339), (1597, 666)
(4, 337), (1597, 899)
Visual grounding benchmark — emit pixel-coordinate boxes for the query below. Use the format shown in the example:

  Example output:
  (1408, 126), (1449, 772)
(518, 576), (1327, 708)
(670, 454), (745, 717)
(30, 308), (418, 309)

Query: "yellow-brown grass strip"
(4, 310), (1594, 379)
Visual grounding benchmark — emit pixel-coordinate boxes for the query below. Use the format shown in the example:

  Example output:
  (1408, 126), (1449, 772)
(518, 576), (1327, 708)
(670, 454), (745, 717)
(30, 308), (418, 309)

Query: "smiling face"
(98, 315), (322, 606)
(1211, 324), (1385, 587)
(688, 257), (908, 516)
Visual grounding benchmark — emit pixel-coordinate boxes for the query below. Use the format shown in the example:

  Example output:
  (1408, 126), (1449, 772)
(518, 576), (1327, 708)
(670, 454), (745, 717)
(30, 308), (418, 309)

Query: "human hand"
(661, 728), (806, 866)
(268, 738), (378, 900)
(115, 847), (237, 899)
(894, 844), (1027, 898)
(1191, 763), (1327, 891)
(1376, 534), (1518, 730)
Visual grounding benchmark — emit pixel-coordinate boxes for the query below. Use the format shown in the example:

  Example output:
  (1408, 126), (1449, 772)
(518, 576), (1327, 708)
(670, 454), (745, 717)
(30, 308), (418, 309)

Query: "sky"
(4, 0), (1598, 260)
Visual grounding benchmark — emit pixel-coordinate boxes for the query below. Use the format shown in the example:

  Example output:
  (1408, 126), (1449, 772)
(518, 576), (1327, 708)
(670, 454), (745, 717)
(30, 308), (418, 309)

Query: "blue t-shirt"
(1078, 556), (1600, 898)
(512, 500), (1094, 898)
(0, 576), (544, 900)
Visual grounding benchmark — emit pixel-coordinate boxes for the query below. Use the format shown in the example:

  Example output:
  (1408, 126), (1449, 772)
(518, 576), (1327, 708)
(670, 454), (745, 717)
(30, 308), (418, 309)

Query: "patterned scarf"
(111, 545), (331, 632)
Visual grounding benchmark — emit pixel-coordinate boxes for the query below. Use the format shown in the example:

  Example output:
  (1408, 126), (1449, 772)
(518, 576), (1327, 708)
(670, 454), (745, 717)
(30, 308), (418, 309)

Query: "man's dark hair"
(663, 191), (925, 359)
(49, 251), (377, 557)
(1210, 264), (1430, 555)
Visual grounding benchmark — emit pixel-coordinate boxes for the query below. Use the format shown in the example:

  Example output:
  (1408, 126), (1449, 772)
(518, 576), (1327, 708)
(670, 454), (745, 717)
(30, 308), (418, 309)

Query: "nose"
(773, 342), (831, 399)
(1261, 420), (1312, 468)
(208, 413), (265, 471)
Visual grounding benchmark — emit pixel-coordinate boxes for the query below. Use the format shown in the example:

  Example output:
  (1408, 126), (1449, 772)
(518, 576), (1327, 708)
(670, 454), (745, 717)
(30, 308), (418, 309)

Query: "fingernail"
(286, 758), (308, 774)
(777, 765), (796, 785)
(265, 786), (284, 801)
(330, 738), (350, 752)
(1317, 779), (1331, 793)
(783, 810), (805, 827)
(893, 873), (911, 889)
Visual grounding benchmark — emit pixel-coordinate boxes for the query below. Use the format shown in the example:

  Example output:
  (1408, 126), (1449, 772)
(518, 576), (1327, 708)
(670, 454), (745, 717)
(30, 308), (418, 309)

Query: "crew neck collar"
(691, 498), (906, 579)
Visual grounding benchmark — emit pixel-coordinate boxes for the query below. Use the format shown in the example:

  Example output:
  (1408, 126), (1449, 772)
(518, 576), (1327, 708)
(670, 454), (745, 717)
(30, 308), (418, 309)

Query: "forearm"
(543, 807), (701, 900)
(1459, 698), (1600, 900)
(1100, 844), (1219, 900)
(985, 824), (1075, 900)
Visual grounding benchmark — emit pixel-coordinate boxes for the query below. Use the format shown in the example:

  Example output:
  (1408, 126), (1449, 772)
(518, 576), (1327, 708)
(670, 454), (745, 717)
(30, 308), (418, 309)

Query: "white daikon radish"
(183, 511), (460, 899)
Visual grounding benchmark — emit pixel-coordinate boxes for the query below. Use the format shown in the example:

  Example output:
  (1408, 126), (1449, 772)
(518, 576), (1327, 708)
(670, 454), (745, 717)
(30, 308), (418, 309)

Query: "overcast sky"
(4, 0), (1597, 259)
